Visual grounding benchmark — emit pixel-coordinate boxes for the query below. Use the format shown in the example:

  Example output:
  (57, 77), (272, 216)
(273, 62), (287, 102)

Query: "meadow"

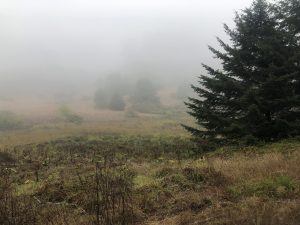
(0, 97), (299, 225)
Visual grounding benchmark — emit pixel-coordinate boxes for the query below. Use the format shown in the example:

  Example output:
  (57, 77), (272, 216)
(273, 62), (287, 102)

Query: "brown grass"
(139, 149), (300, 225)
(210, 151), (300, 182)
(0, 96), (299, 225)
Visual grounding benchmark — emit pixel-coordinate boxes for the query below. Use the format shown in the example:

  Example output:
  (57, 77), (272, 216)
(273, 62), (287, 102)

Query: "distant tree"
(108, 93), (126, 111)
(185, 0), (300, 144)
(94, 88), (108, 109)
(105, 73), (131, 96)
(130, 78), (160, 113)
(94, 74), (131, 110)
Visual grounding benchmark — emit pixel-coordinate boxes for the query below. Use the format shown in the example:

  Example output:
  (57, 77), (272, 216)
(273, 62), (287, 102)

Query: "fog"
(0, 0), (253, 98)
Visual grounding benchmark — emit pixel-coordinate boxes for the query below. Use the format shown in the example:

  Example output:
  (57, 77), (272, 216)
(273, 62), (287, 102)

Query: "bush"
(0, 171), (38, 225)
(0, 111), (22, 131)
(90, 153), (135, 225)
(182, 166), (228, 187)
(0, 152), (16, 164)
(108, 93), (126, 111)
(58, 105), (83, 124)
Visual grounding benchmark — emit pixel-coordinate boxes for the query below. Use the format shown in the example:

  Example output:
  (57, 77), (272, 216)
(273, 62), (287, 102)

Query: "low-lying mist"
(0, 0), (253, 96)
(0, 0), (253, 127)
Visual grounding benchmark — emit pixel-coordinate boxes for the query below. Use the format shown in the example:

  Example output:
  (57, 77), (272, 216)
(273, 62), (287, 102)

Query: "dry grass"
(0, 96), (299, 225)
(0, 95), (192, 149)
(210, 151), (300, 182)
(0, 118), (190, 149)
(139, 148), (300, 225)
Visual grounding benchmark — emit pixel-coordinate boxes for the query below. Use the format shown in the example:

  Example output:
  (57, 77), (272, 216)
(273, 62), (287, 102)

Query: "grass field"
(0, 97), (299, 225)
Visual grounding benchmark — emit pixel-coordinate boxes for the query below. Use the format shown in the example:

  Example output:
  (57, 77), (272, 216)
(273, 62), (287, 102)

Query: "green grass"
(134, 175), (159, 189)
(208, 137), (300, 158)
(16, 180), (42, 196)
(228, 175), (299, 199)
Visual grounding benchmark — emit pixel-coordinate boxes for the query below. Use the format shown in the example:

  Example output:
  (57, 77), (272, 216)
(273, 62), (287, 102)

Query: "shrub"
(0, 152), (16, 164)
(182, 166), (228, 187)
(108, 93), (126, 111)
(160, 173), (193, 191)
(91, 153), (135, 225)
(0, 171), (38, 225)
(58, 105), (83, 124)
(182, 167), (205, 183)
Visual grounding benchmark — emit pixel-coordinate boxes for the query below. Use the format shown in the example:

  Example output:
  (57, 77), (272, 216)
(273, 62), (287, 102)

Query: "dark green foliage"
(185, 0), (300, 143)
(279, 0), (300, 33)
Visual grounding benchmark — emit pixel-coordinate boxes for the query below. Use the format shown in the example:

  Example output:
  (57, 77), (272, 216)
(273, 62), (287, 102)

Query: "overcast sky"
(0, 0), (254, 96)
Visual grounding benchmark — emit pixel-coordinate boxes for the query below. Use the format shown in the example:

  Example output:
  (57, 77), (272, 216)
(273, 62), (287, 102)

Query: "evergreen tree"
(130, 78), (160, 113)
(279, 0), (300, 96)
(279, 0), (300, 32)
(108, 93), (126, 111)
(185, 0), (300, 143)
(94, 88), (108, 109)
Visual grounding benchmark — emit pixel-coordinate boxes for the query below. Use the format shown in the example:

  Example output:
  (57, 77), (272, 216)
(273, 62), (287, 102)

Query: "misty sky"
(0, 0), (254, 96)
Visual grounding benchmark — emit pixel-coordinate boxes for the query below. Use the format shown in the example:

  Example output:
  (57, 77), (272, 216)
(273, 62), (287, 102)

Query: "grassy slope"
(0, 115), (299, 225)
(133, 140), (300, 225)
